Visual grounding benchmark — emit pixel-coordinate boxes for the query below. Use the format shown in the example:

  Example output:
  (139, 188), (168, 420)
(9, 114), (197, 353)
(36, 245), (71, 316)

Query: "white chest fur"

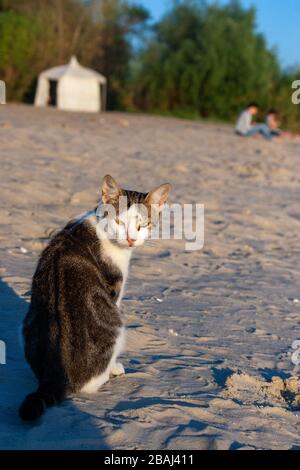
(102, 238), (131, 281)
(95, 224), (132, 306)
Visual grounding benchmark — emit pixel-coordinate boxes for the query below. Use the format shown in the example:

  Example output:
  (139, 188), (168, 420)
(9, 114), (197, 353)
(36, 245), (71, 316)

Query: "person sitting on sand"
(235, 102), (274, 140)
(266, 109), (300, 140)
(265, 109), (282, 136)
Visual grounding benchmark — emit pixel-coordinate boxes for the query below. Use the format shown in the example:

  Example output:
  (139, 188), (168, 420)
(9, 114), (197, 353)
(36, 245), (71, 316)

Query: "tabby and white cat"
(19, 175), (171, 421)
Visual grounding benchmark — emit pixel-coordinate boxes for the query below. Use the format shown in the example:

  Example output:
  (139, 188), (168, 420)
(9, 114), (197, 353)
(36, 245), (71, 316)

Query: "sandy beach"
(0, 104), (300, 450)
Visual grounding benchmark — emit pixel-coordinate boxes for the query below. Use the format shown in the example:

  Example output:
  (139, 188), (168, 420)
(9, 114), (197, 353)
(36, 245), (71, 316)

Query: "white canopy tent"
(34, 56), (107, 113)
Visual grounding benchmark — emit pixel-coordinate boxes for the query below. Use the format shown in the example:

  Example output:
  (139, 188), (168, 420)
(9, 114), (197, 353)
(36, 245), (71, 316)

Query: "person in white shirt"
(235, 102), (273, 140)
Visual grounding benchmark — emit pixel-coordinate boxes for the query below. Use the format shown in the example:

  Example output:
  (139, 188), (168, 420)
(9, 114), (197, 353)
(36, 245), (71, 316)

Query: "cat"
(19, 175), (171, 421)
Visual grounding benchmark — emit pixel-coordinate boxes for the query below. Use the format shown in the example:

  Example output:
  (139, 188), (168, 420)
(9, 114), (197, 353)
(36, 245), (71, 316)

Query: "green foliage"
(0, 1), (98, 101)
(135, 2), (278, 118)
(131, 0), (299, 130)
(0, 0), (149, 107)
(88, 0), (149, 108)
(272, 68), (300, 132)
(0, 11), (41, 101)
(0, 0), (299, 129)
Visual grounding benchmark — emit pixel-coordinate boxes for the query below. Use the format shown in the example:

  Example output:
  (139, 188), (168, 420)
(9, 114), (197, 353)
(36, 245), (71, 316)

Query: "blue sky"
(138, 0), (300, 69)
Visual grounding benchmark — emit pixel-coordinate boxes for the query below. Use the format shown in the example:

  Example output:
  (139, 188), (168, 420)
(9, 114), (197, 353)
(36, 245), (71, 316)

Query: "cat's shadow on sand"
(0, 278), (110, 450)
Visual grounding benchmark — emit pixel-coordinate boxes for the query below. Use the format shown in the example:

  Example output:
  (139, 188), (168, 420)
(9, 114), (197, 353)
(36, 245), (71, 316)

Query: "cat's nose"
(127, 238), (136, 247)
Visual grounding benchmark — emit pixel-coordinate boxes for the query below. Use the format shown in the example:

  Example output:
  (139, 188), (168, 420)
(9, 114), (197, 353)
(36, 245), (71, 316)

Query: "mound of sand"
(225, 372), (300, 408)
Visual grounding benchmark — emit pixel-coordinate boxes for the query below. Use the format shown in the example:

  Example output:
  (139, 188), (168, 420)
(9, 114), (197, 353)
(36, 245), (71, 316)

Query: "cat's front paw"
(111, 362), (125, 376)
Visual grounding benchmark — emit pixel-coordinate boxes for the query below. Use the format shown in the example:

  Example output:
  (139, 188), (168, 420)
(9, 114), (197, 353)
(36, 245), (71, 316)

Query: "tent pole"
(102, 83), (107, 112)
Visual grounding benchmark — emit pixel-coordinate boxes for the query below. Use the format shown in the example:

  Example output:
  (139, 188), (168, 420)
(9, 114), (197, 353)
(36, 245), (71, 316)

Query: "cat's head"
(99, 175), (171, 248)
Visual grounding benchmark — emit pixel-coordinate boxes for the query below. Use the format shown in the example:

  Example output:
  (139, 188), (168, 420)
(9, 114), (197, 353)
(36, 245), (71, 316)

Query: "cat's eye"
(138, 220), (150, 230)
(116, 218), (125, 227)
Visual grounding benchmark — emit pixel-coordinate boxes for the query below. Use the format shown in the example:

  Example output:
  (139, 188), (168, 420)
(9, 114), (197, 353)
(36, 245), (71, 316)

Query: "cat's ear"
(102, 175), (121, 204)
(146, 183), (171, 211)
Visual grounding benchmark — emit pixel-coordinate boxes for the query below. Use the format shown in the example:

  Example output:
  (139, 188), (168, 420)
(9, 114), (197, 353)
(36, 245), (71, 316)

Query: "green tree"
(88, 0), (149, 109)
(0, 10), (45, 101)
(131, 0), (282, 120)
(0, 0), (98, 101)
(0, 0), (149, 107)
(273, 68), (300, 132)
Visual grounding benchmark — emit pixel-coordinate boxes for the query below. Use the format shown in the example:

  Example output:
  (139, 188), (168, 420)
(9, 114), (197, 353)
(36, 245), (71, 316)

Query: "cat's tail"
(19, 383), (65, 422)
